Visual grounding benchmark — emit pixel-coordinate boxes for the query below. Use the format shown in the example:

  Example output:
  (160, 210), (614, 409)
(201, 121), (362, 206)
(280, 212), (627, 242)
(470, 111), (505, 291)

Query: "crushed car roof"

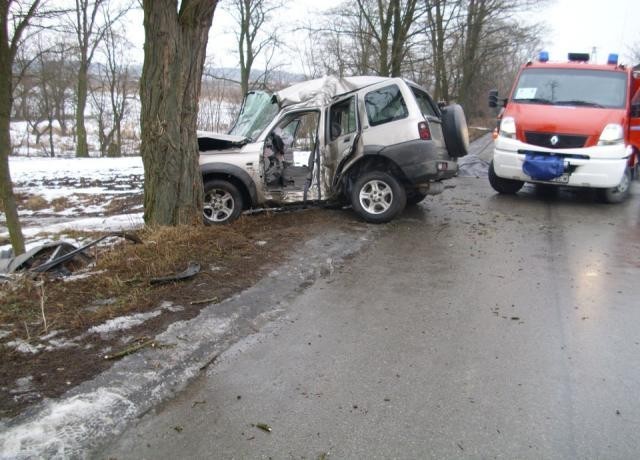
(274, 75), (387, 108)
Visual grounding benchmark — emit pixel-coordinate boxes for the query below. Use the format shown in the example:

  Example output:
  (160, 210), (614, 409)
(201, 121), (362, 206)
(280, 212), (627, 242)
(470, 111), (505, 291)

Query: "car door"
(323, 94), (360, 194)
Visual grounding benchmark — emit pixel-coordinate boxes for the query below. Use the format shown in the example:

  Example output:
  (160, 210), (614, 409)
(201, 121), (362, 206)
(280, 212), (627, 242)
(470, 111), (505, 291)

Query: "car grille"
(524, 132), (587, 149)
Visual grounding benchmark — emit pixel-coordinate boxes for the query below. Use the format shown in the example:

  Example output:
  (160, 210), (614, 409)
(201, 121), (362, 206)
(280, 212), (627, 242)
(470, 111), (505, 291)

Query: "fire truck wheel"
(601, 167), (631, 204)
(488, 160), (524, 194)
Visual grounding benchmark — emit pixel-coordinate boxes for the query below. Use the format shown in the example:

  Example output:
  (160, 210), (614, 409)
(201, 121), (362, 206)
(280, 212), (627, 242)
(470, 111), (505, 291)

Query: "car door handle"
(343, 137), (351, 143)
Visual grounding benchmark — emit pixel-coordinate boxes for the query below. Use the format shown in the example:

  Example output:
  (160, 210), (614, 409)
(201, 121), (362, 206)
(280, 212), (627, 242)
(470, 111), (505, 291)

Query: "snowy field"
(1, 156), (145, 256)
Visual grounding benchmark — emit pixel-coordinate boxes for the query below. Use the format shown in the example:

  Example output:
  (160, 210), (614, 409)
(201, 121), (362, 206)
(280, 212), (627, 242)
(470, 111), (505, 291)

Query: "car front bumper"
(493, 137), (630, 188)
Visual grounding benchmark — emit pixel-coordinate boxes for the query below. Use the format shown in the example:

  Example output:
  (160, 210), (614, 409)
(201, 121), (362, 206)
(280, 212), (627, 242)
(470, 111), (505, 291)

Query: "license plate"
(549, 173), (570, 184)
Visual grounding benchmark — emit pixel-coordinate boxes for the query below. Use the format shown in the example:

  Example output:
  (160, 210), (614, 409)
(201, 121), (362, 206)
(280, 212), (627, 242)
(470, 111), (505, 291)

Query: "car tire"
(441, 104), (469, 158)
(600, 167), (631, 204)
(203, 179), (243, 224)
(488, 160), (524, 194)
(406, 190), (427, 206)
(350, 171), (406, 223)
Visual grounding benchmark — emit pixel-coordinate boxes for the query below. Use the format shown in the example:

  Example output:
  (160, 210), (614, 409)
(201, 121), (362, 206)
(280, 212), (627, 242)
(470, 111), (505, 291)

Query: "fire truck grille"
(524, 132), (587, 149)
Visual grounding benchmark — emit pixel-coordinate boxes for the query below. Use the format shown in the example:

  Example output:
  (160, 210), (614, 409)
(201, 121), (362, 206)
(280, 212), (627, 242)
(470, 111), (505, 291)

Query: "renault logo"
(550, 135), (559, 146)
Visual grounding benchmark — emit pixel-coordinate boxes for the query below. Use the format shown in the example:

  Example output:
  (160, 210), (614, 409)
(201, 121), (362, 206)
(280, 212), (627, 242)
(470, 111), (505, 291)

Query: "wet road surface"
(103, 176), (640, 458)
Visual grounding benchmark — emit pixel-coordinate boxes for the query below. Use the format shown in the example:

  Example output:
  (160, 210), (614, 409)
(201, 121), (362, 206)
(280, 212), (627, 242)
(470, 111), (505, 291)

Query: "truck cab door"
(629, 88), (640, 172)
(324, 94), (360, 194)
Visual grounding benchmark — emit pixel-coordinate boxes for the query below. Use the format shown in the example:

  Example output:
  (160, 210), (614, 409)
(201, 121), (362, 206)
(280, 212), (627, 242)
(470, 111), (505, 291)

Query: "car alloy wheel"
(359, 179), (394, 215)
(203, 179), (243, 224)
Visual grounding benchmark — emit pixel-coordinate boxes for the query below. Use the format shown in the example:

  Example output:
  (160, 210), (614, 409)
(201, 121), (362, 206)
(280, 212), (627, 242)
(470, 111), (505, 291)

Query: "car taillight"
(418, 121), (431, 140)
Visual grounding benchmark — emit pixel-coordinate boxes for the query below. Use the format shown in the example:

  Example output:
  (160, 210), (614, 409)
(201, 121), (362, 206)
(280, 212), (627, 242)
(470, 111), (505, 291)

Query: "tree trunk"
(75, 60), (89, 157)
(0, 42), (25, 255)
(140, 0), (217, 226)
(460, 0), (487, 110)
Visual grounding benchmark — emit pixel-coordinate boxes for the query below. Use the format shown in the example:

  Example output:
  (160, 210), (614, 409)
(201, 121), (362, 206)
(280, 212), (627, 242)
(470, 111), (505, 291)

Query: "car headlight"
(597, 123), (624, 146)
(499, 117), (516, 139)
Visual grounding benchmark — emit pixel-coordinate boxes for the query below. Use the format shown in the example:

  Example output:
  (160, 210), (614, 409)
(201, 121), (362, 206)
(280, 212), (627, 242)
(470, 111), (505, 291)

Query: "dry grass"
(0, 210), (340, 341)
(24, 195), (50, 211)
(1, 209), (351, 418)
(50, 196), (72, 212)
(1, 224), (256, 333)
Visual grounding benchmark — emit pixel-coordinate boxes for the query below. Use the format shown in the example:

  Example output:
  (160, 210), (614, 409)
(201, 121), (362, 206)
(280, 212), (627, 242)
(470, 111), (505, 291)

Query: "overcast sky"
(122, 0), (640, 70)
(536, 0), (640, 64)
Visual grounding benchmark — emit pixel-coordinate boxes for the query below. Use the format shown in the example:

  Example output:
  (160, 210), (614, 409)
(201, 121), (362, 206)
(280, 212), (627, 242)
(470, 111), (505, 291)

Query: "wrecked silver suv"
(198, 76), (469, 224)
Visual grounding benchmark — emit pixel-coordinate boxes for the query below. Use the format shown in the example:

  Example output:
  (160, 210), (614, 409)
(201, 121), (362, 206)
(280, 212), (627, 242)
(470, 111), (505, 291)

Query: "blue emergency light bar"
(538, 51), (549, 62)
(608, 53), (619, 65)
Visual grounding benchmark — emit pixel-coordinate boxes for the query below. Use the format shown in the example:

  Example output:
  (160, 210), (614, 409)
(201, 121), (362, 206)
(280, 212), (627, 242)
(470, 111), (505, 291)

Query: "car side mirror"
(488, 89), (499, 108)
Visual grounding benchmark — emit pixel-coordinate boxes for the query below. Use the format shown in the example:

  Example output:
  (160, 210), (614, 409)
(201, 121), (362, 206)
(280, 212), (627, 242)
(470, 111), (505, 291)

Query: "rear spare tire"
(441, 104), (469, 158)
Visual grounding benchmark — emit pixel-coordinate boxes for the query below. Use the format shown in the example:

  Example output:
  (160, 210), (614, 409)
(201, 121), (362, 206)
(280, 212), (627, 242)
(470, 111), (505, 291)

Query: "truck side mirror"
(488, 89), (499, 108)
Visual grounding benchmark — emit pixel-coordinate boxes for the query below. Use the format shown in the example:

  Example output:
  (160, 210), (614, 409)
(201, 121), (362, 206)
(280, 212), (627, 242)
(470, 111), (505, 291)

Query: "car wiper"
(513, 97), (553, 105)
(554, 100), (604, 108)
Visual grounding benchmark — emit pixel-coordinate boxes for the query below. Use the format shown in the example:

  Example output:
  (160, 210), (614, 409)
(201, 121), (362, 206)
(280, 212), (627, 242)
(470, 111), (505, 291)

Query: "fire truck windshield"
(512, 68), (627, 109)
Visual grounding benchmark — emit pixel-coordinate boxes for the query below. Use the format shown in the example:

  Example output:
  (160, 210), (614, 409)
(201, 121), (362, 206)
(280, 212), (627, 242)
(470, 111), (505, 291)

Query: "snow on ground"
(8, 156), (143, 182)
(88, 311), (162, 335)
(0, 388), (138, 459)
(1, 156), (145, 256)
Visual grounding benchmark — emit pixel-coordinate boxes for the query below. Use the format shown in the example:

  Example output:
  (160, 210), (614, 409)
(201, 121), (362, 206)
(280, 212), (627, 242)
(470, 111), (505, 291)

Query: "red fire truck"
(489, 51), (640, 202)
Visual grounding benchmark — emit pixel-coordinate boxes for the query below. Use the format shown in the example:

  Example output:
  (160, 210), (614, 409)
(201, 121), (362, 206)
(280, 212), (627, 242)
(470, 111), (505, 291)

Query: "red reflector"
(418, 121), (431, 140)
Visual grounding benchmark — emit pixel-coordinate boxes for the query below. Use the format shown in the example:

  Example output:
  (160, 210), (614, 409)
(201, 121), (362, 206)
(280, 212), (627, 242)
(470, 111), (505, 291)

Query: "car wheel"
(441, 104), (469, 158)
(203, 180), (243, 224)
(600, 167), (631, 204)
(488, 160), (524, 194)
(406, 190), (427, 206)
(350, 171), (406, 223)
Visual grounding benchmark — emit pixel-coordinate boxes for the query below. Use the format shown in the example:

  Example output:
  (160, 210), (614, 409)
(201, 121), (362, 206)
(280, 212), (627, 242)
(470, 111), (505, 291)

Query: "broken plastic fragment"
(255, 423), (272, 433)
(150, 261), (201, 285)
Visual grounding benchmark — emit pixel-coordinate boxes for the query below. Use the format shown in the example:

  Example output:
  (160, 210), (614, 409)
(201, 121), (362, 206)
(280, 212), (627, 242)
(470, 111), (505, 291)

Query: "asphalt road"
(104, 157), (640, 458)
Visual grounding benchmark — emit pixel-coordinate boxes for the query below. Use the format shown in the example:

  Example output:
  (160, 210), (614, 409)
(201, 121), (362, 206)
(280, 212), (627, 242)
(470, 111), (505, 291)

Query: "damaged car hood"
(197, 132), (249, 151)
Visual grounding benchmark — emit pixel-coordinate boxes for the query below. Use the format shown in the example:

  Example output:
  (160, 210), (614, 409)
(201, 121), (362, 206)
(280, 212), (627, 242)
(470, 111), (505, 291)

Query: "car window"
(329, 96), (357, 141)
(411, 86), (438, 118)
(364, 84), (408, 126)
(264, 111), (319, 166)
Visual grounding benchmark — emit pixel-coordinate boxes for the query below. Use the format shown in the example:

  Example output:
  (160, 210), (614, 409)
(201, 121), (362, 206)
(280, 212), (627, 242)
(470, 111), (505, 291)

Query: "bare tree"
(68, 0), (131, 157)
(27, 39), (75, 156)
(457, 0), (545, 112)
(34, 40), (56, 156)
(354, 0), (423, 76)
(226, 0), (283, 96)
(1, 0), (46, 256)
(90, 18), (132, 157)
(628, 42), (640, 65)
(304, 0), (424, 78)
(424, 0), (462, 102)
(140, 0), (217, 226)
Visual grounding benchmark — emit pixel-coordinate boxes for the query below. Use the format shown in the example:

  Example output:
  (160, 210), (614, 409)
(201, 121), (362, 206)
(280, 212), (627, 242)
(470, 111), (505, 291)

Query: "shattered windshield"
(228, 91), (279, 141)
(512, 68), (627, 109)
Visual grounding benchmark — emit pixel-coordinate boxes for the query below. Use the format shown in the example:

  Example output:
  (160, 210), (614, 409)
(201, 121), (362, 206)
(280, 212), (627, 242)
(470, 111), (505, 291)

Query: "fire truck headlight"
(499, 117), (517, 139)
(597, 123), (624, 146)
